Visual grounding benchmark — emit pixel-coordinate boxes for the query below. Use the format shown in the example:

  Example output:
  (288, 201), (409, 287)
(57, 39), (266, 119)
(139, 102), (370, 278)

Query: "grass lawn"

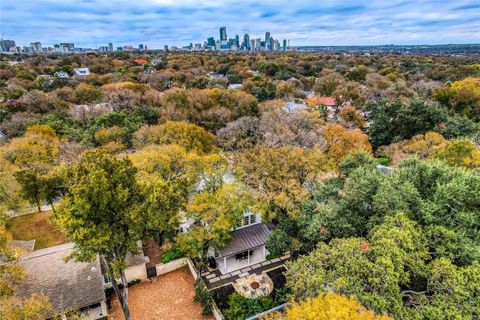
(8, 211), (67, 250)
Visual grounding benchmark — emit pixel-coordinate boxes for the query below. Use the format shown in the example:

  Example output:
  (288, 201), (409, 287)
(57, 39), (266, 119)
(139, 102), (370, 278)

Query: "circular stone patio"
(232, 273), (273, 299)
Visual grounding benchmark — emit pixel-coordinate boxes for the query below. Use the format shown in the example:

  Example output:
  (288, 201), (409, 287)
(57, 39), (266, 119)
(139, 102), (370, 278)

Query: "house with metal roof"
(73, 67), (90, 76)
(215, 212), (272, 274)
(16, 243), (108, 319)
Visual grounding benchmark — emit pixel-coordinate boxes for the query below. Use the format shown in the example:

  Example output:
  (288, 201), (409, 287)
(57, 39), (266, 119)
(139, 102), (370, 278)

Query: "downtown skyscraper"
(186, 26), (290, 51)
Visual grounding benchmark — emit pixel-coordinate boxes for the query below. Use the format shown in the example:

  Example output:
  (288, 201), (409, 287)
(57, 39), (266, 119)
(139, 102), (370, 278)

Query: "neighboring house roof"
(11, 240), (35, 254)
(228, 83), (242, 89)
(317, 96), (337, 106)
(377, 164), (393, 174)
(284, 101), (308, 113)
(17, 243), (106, 315)
(134, 58), (148, 65)
(73, 68), (90, 76)
(217, 223), (272, 257)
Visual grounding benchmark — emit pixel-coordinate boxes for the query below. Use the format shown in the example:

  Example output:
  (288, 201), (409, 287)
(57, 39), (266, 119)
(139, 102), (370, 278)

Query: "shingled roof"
(17, 243), (106, 315)
(217, 223), (272, 257)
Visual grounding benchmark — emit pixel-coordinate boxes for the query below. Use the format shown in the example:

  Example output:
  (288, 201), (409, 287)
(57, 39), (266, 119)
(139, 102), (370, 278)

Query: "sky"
(1, 0), (479, 48)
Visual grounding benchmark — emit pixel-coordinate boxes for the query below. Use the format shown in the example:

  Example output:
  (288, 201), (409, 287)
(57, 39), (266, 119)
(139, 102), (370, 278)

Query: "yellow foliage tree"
(132, 121), (216, 154)
(284, 293), (393, 320)
(0, 125), (60, 168)
(322, 123), (372, 168)
(0, 226), (52, 320)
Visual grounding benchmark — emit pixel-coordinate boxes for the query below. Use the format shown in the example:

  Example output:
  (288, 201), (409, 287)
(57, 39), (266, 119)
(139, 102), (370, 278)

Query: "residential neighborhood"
(1, 2), (480, 319)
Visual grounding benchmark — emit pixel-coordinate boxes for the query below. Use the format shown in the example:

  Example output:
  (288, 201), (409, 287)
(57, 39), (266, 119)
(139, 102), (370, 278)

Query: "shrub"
(224, 293), (275, 320)
(161, 247), (184, 263)
(194, 279), (213, 316)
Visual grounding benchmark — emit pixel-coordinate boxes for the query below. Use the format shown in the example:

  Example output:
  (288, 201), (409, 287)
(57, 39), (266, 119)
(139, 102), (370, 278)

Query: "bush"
(161, 247), (184, 263)
(194, 279), (213, 316)
(224, 293), (275, 320)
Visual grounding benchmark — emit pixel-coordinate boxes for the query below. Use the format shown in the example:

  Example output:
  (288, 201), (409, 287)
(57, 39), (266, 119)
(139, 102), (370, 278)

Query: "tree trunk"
(120, 269), (130, 320)
(36, 199), (41, 213)
(101, 256), (132, 320)
(49, 200), (56, 213)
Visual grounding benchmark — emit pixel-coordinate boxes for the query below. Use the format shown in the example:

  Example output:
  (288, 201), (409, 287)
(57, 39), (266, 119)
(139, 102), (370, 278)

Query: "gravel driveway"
(108, 267), (214, 320)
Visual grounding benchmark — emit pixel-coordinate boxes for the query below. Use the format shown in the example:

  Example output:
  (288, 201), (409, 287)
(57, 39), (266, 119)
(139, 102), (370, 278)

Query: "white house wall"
(216, 246), (267, 274)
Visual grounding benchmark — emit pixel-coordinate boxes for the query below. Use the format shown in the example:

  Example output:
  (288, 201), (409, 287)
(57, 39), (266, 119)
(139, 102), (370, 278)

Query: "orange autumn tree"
(284, 292), (393, 320)
(322, 123), (372, 168)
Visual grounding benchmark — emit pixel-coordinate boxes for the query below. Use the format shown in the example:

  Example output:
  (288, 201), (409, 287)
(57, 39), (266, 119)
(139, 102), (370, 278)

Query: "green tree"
(365, 99), (447, 147)
(286, 213), (479, 319)
(13, 169), (44, 213)
(176, 183), (255, 277)
(55, 150), (144, 320)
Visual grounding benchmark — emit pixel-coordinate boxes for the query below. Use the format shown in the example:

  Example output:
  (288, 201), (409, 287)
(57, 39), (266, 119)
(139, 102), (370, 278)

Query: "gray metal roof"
(11, 240), (35, 254)
(17, 243), (106, 315)
(218, 223), (271, 257)
(377, 164), (393, 174)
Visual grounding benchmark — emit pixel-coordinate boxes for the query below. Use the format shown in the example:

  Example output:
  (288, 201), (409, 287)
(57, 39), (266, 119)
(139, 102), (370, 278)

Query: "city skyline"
(1, 0), (479, 48)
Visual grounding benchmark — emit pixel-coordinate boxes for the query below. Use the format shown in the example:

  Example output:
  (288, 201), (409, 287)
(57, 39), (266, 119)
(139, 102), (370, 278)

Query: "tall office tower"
(265, 32), (271, 49)
(235, 34), (240, 46)
(0, 39), (16, 53)
(269, 37), (275, 51)
(255, 38), (261, 50)
(207, 37), (216, 47)
(243, 33), (250, 50)
(220, 26), (227, 41)
(108, 43), (113, 51)
(30, 42), (42, 52)
(283, 39), (287, 51)
(139, 44), (144, 50)
(59, 43), (74, 52)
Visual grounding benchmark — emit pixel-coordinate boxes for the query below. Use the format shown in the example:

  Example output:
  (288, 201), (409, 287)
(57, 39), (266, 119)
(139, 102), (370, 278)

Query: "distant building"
(138, 44), (144, 50)
(265, 32), (271, 50)
(108, 43), (113, 51)
(243, 33), (250, 50)
(284, 101), (308, 113)
(30, 42), (42, 52)
(208, 72), (227, 79)
(134, 58), (148, 65)
(60, 42), (74, 52)
(150, 58), (162, 66)
(220, 26), (227, 41)
(73, 67), (90, 76)
(377, 164), (393, 174)
(55, 71), (69, 78)
(0, 130), (6, 145)
(0, 39), (16, 53)
(228, 83), (242, 90)
(207, 37), (216, 47)
(283, 39), (287, 51)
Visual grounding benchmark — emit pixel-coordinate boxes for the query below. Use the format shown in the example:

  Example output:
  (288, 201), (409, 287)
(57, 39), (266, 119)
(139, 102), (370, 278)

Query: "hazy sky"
(1, 0), (479, 48)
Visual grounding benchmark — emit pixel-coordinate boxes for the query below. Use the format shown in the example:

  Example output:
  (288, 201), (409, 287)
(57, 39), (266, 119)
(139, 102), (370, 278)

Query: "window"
(235, 250), (251, 261)
(243, 215), (250, 226)
(103, 274), (111, 284)
(250, 214), (257, 224)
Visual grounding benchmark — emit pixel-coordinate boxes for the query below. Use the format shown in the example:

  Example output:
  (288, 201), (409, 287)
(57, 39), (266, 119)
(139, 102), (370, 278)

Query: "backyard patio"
(108, 267), (213, 320)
